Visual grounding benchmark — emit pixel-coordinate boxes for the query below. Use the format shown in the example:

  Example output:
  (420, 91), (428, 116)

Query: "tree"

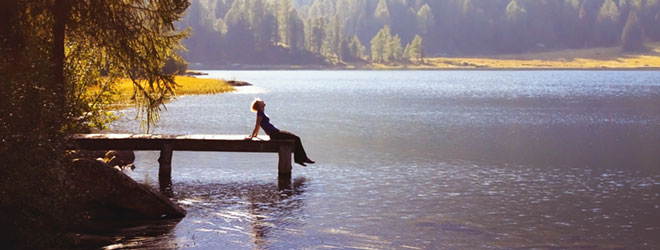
(225, 18), (256, 60)
(287, 9), (305, 51)
(177, 0), (660, 65)
(505, 0), (527, 23)
(500, 0), (529, 52)
(348, 34), (366, 61)
(67, 0), (189, 133)
(404, 34), (424, 63)
(306, 17), (326, 54)
(339, 38), (351, 61)
(416, 4), (435, 35)
(323, 14), (343, 58)
(390, 34), (404, 61)
(374, 0), (391, 25)
(370, 25), (392, 63)
(1, 0), (189, 247)
(640, 0), (660, 41)
(595, 0), (621, 46)
(277, 0), (293, 45)
(622, 11), (646, 52)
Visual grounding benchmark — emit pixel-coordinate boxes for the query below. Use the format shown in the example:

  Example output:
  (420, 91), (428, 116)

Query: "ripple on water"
(106, 71), (660, 249)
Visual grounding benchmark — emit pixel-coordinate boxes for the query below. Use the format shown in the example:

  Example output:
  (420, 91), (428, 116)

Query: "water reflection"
(249, 178), (306, 248)
(72, 217), (181, 249)
(135, 177), (309, 249)
(109, 71), (660, 248)
(159, 175), (174, 198)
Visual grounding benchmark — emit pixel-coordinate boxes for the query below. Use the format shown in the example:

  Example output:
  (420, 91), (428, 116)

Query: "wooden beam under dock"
(68, 134), (296, 184)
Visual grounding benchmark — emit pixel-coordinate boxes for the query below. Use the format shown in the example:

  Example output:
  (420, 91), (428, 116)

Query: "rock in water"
(227, 80), (252, 86)
(68, 158), (186, 219)
(105, 150), (135, 164)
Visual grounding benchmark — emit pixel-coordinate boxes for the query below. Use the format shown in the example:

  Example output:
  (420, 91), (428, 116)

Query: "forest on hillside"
(179, 0), (660, 66)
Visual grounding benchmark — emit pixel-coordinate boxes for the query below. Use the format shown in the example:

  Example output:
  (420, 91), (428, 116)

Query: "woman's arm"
(248, 116), (263, 138)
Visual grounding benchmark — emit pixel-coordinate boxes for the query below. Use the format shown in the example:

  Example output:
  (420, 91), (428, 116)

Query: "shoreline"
(190, 65), (660, 71)
(190, 43), (660, 71)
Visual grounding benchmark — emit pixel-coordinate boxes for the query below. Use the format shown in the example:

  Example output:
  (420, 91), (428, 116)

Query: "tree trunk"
(50, 0), (70, 130)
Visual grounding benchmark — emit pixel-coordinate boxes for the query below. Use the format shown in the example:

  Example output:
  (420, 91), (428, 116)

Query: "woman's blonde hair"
(250, 98), (262, 112)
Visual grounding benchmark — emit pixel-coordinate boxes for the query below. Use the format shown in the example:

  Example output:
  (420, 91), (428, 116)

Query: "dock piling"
(278, 144), (292, 179)
(158, 143), (173, 195)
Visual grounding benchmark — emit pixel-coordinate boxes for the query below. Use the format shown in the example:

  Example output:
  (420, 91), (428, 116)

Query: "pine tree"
(370, 25), (392, 62)
(403, 42), (412, 62)
(622, 11), (645, 52)
(370, 30), (384, 62)
(595, 0), (621, 45)
(416, 4), (435, 35)
(349, 35), (366, 60)
(287, 9), (304, 50)
(277, 0), (293, 45)
(374, 0), (391, 25)
(390, 34), (403, 61)
(408, 34), (424, 62)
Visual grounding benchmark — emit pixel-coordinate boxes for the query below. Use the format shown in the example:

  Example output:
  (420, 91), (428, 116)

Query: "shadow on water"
(159, 175), (174, 198)
(107, 177), (308, 249)
(69, 216), (182, 249)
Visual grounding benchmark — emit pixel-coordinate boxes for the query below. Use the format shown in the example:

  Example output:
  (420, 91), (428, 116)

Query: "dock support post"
(158, 143), (173, 196)
(278, 144), (292, 179)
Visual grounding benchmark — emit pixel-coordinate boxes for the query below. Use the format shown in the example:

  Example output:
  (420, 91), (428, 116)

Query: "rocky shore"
(62, 150), (186, 247)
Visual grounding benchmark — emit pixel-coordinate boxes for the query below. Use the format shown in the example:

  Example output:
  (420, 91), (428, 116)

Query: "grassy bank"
(194, 43), (660, 70)
(91, 76), (235, 106)
(363, 43), (660, 70)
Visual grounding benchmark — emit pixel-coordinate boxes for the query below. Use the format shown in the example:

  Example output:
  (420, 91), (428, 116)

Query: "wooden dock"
(69, 134), (296, 185)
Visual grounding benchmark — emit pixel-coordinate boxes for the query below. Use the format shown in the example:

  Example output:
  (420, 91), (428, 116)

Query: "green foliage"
(370, 25), (392, 62)
(0, 0), (189, 246)
(278, 0), (294, 45)
(370, 25), (409, 63)
(306, 17), (326, 54)
(163, 53), (190, 76)
(595, 0), (622, 45)
(404, 35), (424, 62)
(347, 35), (367, 61)
(416, 4), (435, 35)
(181, 0), (660, 64)
(622, 11), (646, 52)
(288, 9), (305, 50)
(374, 0), (392, 24)
(322, 14), (343, 59)
(390, 35), (404, 61)
(505, 0), (527, 23)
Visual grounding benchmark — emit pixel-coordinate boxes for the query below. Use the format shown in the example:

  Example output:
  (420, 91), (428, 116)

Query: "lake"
(108, 70), (660, 249)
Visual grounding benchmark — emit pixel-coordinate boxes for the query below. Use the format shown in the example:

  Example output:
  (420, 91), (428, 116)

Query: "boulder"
(105, 150), (135, 164)
(227, 80), (252, 86)
(71, 150), (106, 159)
(70, 150), (136, 169)
(68, 158), (186, 219)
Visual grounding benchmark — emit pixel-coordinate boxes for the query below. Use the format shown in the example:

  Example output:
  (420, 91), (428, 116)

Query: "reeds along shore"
(88, 76), (235, 106)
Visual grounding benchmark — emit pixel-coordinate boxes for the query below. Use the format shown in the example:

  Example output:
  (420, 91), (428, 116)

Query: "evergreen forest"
(180, 0), (660, 66)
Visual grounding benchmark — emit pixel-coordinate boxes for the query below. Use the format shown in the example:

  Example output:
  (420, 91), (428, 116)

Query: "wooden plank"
(68, 134), (293, 153)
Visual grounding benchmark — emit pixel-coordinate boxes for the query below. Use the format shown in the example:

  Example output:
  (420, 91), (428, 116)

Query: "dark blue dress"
(257, 110), (279, 135)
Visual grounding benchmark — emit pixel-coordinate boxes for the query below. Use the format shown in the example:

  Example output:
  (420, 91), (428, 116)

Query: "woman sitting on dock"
(247, 98), (315, 166)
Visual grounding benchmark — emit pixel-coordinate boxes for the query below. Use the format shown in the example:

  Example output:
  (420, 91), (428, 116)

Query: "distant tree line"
(179, 0), (660, 66)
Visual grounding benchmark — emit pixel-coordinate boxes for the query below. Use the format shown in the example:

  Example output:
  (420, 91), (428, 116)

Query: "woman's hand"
(249, 116), (262, 139)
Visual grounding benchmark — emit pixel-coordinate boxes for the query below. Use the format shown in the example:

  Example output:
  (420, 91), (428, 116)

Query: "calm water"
(107, 71), (660, 249)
